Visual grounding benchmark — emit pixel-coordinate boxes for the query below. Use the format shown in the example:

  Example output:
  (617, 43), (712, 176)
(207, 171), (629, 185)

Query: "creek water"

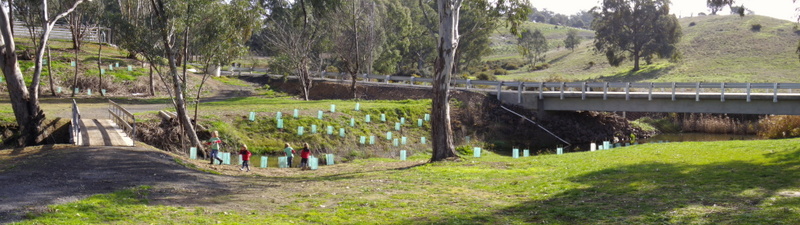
(640, 133), (759, 143)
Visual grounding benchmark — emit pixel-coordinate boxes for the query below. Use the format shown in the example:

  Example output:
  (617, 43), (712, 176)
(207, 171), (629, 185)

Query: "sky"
(531, 0), (800, 21)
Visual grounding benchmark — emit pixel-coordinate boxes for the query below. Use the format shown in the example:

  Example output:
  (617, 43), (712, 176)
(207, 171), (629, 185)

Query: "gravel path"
(0, 146), (235, 224)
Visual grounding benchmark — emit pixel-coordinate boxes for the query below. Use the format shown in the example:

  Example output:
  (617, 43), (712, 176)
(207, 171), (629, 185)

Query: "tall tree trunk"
(0, 8), (43, 146)
(149, 63), (155, 96)
(149, 0), (201, 150)
(298, 63), (312, 101)
(72, 46), (79, 97)
(98, 43), (103, 96)
(47, 47), (55, 96)
(162, 33), (202, 150)
(633, 54), (640, 71)
(69, 14), (83, 50)
(430, 0), (462, 162)
(351, 0), (360, 100)
(167, 46), (202, 149)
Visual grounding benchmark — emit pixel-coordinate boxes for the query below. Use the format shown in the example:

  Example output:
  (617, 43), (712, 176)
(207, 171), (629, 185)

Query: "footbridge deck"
(71, 100), (135, 146)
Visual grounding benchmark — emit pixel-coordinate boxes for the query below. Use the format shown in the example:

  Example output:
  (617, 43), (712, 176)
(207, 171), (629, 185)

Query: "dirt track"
(0, 146), (235, 224)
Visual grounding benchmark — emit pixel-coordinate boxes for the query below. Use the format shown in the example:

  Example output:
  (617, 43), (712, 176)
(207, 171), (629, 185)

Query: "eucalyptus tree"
(146, 0), (208, 150)
(330, 0), (387, 99)
(517, 29), (548, 69)
(0, 0), (91, 146)
(372, 0), (411, 75)
(399, 0), (435, 76)
(107, 0), (160, 95)
(591, 0), (682, 71)
(261, 0), (341, 101)
(429, 0), (530, 162)
(707, 0), (734, 15)
(564, 29), (582, 51)
(190, 0), (261, 124)
(67, 0), (104, 50)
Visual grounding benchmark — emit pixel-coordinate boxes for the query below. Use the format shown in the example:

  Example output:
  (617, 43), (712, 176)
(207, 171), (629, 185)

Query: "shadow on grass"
(548, 52), (573, 65)
(590, 63), (675, 83)
(394, 147), (800, 224)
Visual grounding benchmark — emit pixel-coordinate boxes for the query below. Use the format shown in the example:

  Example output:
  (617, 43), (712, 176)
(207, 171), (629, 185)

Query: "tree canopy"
(564, 29), (582, 52)
(517, 29), (548, 69)
(591, 0), (682, 71)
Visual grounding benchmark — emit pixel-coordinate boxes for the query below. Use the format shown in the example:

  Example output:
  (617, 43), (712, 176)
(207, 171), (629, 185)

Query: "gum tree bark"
(0, 7), (40, 146)
(150, 0), (202, 149)
(430, 0), (462, 162)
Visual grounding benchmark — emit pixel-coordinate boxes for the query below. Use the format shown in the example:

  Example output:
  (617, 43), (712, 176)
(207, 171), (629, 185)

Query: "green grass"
(193, 97), (433, 156)
(15, 138), (800, 224)
(490, 15), (800, 83)
(212, 76), (251, 87)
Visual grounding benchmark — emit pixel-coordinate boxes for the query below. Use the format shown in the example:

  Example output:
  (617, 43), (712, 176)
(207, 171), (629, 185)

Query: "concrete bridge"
(314, 73), (800, 115)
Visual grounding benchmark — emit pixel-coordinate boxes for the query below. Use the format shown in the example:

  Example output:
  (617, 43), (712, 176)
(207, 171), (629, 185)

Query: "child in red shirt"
(299, 143), (312, 169)
(239, 144), (252, 172)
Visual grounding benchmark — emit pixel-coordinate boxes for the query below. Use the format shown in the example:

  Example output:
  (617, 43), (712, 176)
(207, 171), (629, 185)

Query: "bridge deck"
(78, 119), (134, 147)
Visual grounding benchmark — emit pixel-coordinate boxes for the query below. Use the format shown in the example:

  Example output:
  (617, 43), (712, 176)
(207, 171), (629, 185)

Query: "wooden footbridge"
(70, 100), (135, 146)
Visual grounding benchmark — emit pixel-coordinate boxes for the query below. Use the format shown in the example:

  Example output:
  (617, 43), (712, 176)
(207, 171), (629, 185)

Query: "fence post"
(496, 81), (503, 100)
(625, 83), (631, 101)
(671, 82), (676, 101)
(696, 82), (701, 102)
(774, 83), (779, 103)
(581, 82), (587, 100)
(746, 83), (752, 102)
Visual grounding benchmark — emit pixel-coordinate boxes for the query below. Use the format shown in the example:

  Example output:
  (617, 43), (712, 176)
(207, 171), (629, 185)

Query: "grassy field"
(13, 138), (800, 224)
(491, 15), (800, 83)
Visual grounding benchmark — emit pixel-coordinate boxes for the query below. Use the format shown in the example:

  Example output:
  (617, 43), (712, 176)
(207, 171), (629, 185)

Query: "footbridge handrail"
(71, 99), (81, 145)
(108, 100), (135, 145)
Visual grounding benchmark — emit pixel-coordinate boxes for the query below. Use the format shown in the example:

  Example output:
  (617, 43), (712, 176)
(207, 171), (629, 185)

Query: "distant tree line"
(528, 8), (594, 29)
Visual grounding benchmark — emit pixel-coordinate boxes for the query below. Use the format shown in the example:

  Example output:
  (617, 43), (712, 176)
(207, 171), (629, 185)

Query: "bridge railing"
(71, 99), (81, 145)
(108, 100), (136, 145)
(314, 72), (800, 102)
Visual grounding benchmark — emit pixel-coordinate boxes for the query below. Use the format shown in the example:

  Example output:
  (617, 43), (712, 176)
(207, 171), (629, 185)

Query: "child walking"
(299, 143), (312, 170)
(239, 144), (252, 172)
(283, 143), (295, 168)
(206, 131), (224, 165)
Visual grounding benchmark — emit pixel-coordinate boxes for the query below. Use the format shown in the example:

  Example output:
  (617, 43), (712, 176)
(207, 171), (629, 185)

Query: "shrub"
(325, 65), (339, 73)
(475, 72), (496, 81)
(501, 62), (520, 70)
(531, 63), (550, 71)
(751, 24), (762, 32)
(455, 145), (473, 155)
(758, 115), (800, 139)
(493, 68), (508, 75)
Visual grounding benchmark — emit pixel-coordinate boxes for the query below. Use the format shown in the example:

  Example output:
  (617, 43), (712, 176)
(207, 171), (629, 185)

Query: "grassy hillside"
(488, 22), (595, 61)
(492, 15), (800, 83)
(15, 138), (800, 224)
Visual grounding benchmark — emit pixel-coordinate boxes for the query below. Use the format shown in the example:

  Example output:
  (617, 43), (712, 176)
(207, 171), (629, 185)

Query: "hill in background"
(489, 15), (800, 83)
